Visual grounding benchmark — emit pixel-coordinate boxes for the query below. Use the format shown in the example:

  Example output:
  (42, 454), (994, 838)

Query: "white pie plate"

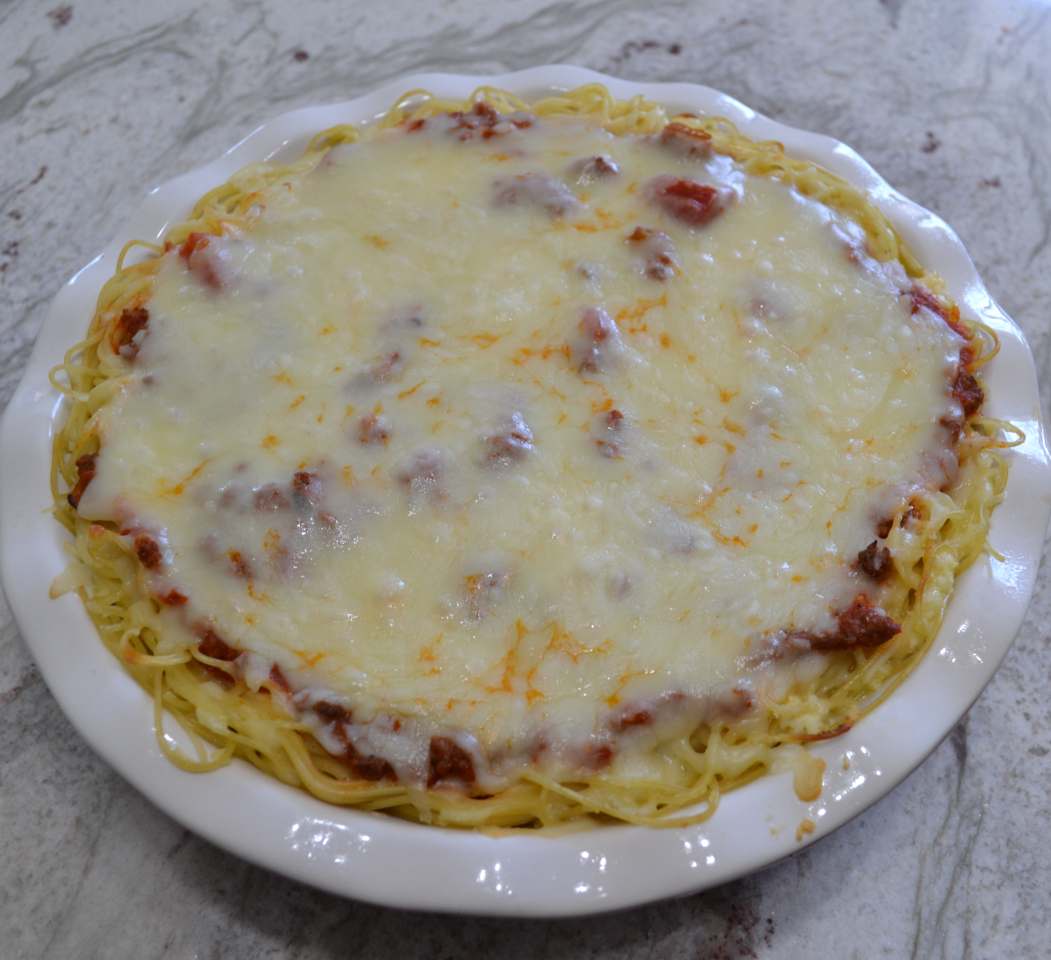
(1, 65), (1048, 917)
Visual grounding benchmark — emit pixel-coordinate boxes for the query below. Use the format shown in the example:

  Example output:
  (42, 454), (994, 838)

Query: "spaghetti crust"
(50, 84), (1014, 829)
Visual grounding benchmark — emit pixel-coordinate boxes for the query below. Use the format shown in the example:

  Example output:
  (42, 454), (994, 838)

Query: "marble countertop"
(2, 0), (1050, 956)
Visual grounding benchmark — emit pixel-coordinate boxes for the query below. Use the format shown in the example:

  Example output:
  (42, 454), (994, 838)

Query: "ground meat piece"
(856, 541), (893, 582)
(179, 232), (233, 291)
(907, 284), (969, 338)
(311, 701), (397, 781)
(570, 155), (619, 183)
(647, 173), (724, 228)
(575, 306), (623, 373)
(484, 412), (533, 465)
(253, 484), (290, 510)
(493, 172), (581, 218)
(427, 736), (476, 786)
(395, 448), (443, 489)
(582, 743), (614, 770)
(314, 700), (352, 724)
(347, 750), (397, 781)
(610, 708), (653, 733)
(594, 408), (626, 459)
(449, 101), (534, 140)
(135, 534), (162, 569)
(368, 350), (405, 385)
(952, 367), (984, 417)
(875, 501), (923, 540)
(939, 415), (963, 446)
(291, 470), (322, 508)
(627, 226), (679, 280)
(268, 665), (292, 694)
(806, 596), (901, 651)
(657, 121), (714, 160)
(358, 413), (392, 445)
(197, 628), (238, 661)
(67, 453), (97, 508)
(111, 306), (149, 359)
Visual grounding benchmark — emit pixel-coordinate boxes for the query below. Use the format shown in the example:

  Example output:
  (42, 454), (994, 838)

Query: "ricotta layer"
(77, 114), (965, 790)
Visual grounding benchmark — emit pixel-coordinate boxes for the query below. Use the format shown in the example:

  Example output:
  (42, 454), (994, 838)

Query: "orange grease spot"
(165, 459), (211, 496)
(617, 295), (666, 325)
(419, 633), (443, 663)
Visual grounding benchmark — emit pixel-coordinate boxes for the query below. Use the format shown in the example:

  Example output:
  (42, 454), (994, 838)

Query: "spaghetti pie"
(50, 86), (1012, 828)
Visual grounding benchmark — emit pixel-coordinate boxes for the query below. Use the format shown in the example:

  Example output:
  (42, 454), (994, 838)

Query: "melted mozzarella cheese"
(78, 116), (964, 787)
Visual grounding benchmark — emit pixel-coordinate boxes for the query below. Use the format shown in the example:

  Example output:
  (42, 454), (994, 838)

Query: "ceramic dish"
(1, 65), (1048, 917)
